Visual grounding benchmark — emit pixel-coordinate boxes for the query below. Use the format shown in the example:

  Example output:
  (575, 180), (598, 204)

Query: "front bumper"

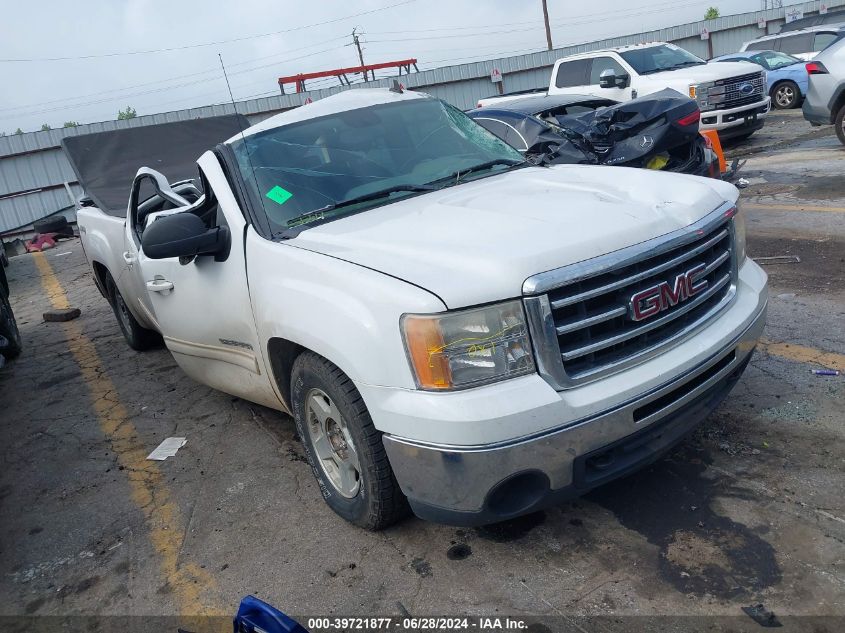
(700, 98), (770, 136)
(380, 262), (768, 526)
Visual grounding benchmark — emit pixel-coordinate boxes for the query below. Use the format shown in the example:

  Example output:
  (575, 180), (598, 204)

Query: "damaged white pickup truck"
(68, 88), (768, 529)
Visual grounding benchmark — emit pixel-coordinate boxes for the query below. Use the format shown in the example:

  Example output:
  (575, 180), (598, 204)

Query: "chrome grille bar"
(550, 229), (729, 310)
(555, 306), (627, 335)
(560, 273), (732, 362)
(522, 201), (740, 390)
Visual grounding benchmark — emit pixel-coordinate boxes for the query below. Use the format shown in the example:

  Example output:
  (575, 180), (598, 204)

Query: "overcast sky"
(2, 0), (769, 133)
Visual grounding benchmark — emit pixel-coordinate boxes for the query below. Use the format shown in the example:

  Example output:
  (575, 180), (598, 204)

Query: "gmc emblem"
(629, 263), (708, 322)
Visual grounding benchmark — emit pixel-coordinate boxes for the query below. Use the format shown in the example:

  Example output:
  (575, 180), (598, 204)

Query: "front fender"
(246, 230), (446, 390)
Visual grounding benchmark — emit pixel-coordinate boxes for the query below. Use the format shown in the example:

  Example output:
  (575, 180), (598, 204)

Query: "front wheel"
(291, 352), (409, 530)
(771, 81), (800, 109)
(836, 103), (845, 146)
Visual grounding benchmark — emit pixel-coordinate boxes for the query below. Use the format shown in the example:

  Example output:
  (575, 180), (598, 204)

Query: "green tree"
(704, 7), (719, 19)
(63, 121), (80, 128)
(14, 128), (23, 135)
(40, 123), (51, 131)
(117, 106), (137, 120)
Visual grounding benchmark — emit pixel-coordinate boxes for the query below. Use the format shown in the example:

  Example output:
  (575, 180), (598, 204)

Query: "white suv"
(547, 43), (771, 140)
(741, 25), (845, 61)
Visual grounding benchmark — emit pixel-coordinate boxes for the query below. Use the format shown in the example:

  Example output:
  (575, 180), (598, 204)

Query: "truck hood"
(289, 165), (737, 309)
(642, 61), (763, 94)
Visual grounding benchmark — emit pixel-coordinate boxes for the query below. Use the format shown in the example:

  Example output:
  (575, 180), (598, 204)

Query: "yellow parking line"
(759, 337), (845, 372)
(743, 203), (845, 213)
(32, 253), (223, 617)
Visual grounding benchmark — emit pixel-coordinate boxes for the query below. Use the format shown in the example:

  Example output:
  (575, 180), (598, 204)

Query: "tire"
(291, 352), (409, 530)
(33, 216), (70, 235)
(771, 81), (800, 109)
(105, 276), (162, 351)
(836, 103), (845, 146)
(0, 290), (22, 360)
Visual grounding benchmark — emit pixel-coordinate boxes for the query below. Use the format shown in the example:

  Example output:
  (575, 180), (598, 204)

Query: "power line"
(0, 45), (348, 120)
(351, 28), (369, 81)
(0, 36), (350, 114)
(368, 0), (710, 40)
(0, 0), (415, 62)
(3, 0), (707, 116)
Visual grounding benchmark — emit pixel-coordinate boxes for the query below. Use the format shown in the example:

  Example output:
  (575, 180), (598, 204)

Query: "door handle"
(146, 279), (174, 294)
(122, 251), (136, 265)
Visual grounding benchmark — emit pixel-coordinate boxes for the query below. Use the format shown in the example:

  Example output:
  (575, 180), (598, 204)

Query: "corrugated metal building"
(2, 0), (842, 235)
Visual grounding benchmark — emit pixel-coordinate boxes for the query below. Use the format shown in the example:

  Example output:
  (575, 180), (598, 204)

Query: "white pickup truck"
(71, 88), (768, 529)
(481, 42), (772, 140)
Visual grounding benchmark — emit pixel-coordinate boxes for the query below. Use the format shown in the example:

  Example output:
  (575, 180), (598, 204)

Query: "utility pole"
(541, 0), (553, 50)
(352, 28), (368, 81)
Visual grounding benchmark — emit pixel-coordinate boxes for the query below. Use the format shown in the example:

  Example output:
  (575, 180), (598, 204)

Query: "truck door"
(136, 153), (282, 410)
(120, 172), (172, 331)
(586, 56), (634, 101)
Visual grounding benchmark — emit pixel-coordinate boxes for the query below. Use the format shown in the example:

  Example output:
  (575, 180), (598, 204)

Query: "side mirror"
(598, 69), (617, 88)
(142, 213), (230, 262)
(599, 69), (630, 89)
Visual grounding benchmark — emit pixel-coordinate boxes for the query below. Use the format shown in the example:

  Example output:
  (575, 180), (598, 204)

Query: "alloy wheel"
(775, 85), (795, 108)
(304, 388), (361, 498)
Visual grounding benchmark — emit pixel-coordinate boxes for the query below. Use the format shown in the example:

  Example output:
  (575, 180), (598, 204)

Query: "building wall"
(2, 0), (842, 234)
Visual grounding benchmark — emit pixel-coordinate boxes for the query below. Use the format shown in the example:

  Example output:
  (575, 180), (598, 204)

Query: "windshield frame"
(227, 97), (527, 238)
(620, 44), (707, 75)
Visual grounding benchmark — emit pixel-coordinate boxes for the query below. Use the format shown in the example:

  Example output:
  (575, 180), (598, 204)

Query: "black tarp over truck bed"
(61, 114), (249, 217)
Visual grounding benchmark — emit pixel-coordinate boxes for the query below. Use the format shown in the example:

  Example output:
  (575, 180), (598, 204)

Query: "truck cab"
(548, 42), (771, 140)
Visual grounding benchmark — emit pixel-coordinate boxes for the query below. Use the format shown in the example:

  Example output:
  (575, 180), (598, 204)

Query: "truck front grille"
(523, 204), (739, 389)
(716, 71), (766, 110)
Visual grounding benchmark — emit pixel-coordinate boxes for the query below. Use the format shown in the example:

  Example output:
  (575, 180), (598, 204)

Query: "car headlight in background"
(689, 82), (724, 111)
(402, 300), (535, 390)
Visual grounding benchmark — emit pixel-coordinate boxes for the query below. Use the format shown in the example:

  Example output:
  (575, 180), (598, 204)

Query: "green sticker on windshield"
(266, 185), (293, 205)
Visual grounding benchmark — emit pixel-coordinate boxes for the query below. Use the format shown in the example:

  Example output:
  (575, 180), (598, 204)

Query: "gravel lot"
(1, 110), (843, 632)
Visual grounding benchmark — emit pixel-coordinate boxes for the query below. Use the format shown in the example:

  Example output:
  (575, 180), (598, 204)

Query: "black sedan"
(468, 91), (720, 178)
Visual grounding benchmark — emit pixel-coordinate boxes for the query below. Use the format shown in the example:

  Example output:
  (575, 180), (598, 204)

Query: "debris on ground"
(736, 177), (750, 188)
(741, 603), (782, 628)
(146, 437), (187, 461)
(811, 369), (840, 376)
(26, 234), (57, 253)
(753, 255), (801, 265)
(42, 307), (81, 322)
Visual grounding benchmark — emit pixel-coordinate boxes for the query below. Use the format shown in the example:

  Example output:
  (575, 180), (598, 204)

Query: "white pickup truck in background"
(481, 42), (772, 140)
(69, 88), (768, 529)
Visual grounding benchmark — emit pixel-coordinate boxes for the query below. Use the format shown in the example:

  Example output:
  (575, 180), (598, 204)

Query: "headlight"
(401, 300), (535, 390)
(691, 82), (720, 111)
(732, 204), (747, 264)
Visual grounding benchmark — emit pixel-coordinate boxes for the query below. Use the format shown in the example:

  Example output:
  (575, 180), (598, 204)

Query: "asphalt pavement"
(1, 111), (843, 631)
